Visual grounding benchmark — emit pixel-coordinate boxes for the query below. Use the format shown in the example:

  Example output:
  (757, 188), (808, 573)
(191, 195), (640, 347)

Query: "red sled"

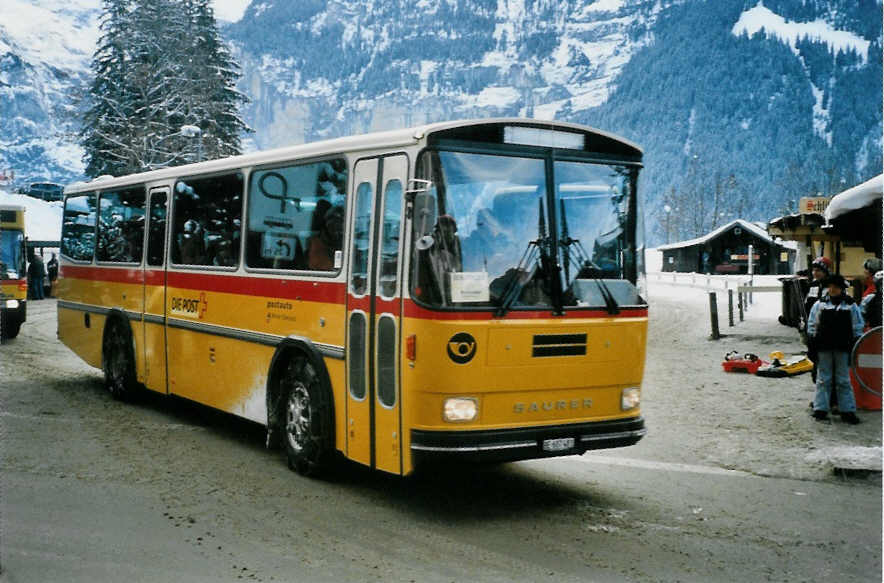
(722, 351), (767, 374)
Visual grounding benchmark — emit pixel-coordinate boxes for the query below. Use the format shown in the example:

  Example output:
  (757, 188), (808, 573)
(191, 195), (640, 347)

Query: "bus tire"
(280, 353), (333, 477)
(102, 317), (137, 400)
(1, 314), (21, 340)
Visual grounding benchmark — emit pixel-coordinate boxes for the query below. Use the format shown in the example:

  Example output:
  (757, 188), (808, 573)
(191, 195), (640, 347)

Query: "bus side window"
(61, 192), (97, 262)
(96, 187), (145, 263)
(172, 173), (243, 267)
(377, 179), (402, 299)
(350, 182), (373, 295)
(147, 193), (166, 266)
(246, 158), (348, 272)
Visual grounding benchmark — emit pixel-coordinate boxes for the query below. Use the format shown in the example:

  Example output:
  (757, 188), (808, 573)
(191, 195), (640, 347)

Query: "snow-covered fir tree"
(80, 0), (250, 177)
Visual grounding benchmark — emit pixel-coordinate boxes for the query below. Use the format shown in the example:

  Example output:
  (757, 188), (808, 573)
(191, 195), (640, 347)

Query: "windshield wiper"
(559, 199), (619, 315)
(495, 199), (558, 317)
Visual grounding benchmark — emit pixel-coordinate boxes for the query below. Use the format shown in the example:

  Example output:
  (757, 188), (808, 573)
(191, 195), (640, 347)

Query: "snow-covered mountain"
(0, 0), (100, 185)
(1, 0), (880, 242)
(227, 0), (675, 147)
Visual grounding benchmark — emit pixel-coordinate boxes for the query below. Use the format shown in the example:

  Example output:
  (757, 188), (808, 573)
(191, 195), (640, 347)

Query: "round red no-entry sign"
(852, 327), (882, 397)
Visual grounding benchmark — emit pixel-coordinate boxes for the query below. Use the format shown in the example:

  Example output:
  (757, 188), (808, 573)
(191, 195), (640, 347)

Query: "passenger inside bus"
(179, 219), (206, 265)
(307, 202), (344, 271)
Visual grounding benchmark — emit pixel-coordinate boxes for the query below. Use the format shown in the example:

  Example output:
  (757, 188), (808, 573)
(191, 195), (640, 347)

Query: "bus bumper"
(410, 416), (646, 464)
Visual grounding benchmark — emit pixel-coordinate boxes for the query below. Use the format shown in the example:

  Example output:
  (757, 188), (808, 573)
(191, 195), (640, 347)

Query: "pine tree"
(182, 0), (250, 161)
(80, 0), (250, 177)
(81, 0), (135, 177)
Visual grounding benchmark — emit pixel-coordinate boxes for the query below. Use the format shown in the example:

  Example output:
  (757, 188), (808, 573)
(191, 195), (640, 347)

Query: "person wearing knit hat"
(803, 256), (833, 386)
(806, 273), (865, 424)
(861, 257), (882, 299)
(860, 270), (882, 330)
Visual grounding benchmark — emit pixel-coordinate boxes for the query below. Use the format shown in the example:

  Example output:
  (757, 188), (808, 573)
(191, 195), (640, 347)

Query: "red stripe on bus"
(144, 269), (165, 286)
(59, 265), (647, 320)
(61, 265), (145, 284)
(165, 272), (347, 303)
(403, 300), (648, 320)
(61, 265), (347, 303)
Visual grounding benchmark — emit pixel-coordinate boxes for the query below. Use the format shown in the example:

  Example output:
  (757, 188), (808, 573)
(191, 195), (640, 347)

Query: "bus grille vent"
(532, 333), (587, 357)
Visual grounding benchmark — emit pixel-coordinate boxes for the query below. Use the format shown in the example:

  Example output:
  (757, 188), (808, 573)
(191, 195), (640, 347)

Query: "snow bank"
(732, 2), (871, 63)
(0, 190), (63, 241)
(805, 446), (882, 471)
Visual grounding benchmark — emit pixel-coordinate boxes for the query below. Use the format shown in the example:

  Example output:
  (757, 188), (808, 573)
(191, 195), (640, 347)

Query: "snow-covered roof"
(64, 118), (642, 195)
(824, 174), (882, 222)
(657, 219), (775, 251)
(0, 191), (63, 241)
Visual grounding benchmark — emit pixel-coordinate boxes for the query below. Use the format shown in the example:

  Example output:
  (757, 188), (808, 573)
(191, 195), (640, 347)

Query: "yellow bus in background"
(1, 204), (28, 340)
(57, 119), (648, 476)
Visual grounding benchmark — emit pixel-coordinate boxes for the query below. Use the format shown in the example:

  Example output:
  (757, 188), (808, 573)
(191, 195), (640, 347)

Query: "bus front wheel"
(280, 354), (333, 477)
(1, 314), (21, 340)
(102, 318), (137, 400)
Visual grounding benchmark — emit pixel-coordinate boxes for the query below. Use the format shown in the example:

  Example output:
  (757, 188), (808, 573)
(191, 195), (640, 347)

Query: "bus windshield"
(1, 229), (25, 279)
(411, 150), (644, 311)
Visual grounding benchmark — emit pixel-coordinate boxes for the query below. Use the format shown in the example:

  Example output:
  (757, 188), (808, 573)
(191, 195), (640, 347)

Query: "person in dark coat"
(807, 274), (864, 424)
(803, 256), (832, 386)
(27, 253), (46, 300)
(46, 252), (58, 297)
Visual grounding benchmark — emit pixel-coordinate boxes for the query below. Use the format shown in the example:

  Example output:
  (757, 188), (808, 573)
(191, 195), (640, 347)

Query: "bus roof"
(0, 204), (26, 213)
(64, 118), (642, 195)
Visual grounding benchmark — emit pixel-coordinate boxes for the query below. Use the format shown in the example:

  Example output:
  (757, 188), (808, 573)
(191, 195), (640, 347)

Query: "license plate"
(542, 437), (575, 452)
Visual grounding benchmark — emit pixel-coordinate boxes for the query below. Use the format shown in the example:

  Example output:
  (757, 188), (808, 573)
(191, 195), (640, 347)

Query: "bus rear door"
(346, 154), (408, 474)
(143, 187), (169, 393)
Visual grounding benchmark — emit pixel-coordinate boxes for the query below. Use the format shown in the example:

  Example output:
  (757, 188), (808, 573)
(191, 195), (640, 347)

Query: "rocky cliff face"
(228, 0), (675, 149)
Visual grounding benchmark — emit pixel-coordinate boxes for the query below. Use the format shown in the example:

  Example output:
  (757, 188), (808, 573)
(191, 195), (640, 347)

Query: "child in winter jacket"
(807, 274), (865, 424)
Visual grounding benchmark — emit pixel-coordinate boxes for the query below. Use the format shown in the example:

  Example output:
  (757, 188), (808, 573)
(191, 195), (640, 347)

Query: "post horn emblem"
(447, 332), (477, 364)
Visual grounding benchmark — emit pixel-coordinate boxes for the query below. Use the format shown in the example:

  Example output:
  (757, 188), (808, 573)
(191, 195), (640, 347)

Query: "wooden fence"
(647, 272), (784, 339)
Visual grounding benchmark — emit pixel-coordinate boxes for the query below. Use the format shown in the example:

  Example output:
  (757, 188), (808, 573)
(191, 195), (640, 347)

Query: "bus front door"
(346, 155), (408, 474)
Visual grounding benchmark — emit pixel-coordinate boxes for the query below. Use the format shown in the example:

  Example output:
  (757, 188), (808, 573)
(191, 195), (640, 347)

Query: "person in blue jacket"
(807, 274), (865, 424)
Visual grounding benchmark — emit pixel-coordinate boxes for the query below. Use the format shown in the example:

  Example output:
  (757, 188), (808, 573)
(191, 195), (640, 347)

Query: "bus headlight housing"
(443, 397), (478, 422)
(621, 387), (641, 411)
(5, 299), (19, 309)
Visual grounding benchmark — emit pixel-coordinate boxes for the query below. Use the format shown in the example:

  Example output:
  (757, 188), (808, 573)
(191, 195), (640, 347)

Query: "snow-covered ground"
(592, 276), (882, 481)
(0, 190), (63, 241)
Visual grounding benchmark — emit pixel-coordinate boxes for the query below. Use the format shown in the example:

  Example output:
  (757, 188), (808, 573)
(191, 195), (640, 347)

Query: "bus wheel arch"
(101, 310), (137, 400)
(266, 339), (335, 476)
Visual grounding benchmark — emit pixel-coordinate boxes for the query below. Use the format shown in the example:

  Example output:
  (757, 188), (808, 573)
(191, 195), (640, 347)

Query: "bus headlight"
(443, 397), (478, 422)
(621, 387), (641, 411)
(5, 299), (19, 309)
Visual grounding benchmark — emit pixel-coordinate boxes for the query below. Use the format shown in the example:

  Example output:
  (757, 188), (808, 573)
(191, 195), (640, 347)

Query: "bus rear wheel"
(102, 318), (136, 400)
(281, 355), (333, 477)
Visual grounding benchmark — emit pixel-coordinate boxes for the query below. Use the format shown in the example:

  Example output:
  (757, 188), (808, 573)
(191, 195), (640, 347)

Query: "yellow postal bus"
(57, 119), (648, 476)
(1, 204), (28, 340)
